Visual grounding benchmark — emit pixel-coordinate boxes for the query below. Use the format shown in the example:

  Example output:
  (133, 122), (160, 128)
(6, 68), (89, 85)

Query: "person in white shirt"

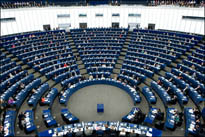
(84, 126), (93, 136)
(119, 128), (126, 136)
(102, 64), (106, 68)
(9, 73), (14, 78)
(89, 75), (93, 80)
(101, 74), (105, 79)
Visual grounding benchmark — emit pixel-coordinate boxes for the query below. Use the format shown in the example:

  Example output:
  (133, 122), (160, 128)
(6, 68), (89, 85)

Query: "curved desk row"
(38, 121), (162, 137)
(60, 78), (141, 105)
(27, 83), (49, 107)
(0, 73), (33, 107)
(159, 77), (188, 106)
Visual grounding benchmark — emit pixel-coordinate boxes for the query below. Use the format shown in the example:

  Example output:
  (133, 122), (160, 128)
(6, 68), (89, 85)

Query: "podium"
(97, 104), (104, 113)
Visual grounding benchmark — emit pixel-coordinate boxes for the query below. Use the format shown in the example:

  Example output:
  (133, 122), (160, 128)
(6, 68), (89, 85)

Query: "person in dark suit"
(18, 112), (25, 130)
(109, 126), (117, 136)
(193, 108), (201, 119)
(170, 95), (177, 104)
(156, 109), (164, 121)
(0, 124), (4, 137)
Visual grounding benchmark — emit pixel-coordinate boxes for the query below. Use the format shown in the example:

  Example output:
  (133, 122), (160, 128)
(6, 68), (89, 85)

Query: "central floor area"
(67, 84), (134, 122)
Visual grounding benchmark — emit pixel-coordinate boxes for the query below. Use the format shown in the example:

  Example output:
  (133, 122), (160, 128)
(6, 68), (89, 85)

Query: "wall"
(1, 5), (204, 35)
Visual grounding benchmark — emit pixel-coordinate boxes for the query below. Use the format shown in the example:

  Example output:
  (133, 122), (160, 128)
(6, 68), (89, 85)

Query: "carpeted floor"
(65, 84), (134, 122)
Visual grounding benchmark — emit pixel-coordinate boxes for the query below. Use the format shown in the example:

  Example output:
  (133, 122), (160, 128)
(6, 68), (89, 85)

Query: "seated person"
(102, 64), (106, 68)
(170, 95), (177, 104)
(0, 124), (3, 137)
(19, 83), (25, 90)
(183, 85), (189, 95)
(174, 114), (181, 127)
(129, 129), (136, 137)
(18, 112), (26, 129)
(177, 73), (183, 80)
(40, 97), (46, 105)
(119, 128), (126, 136)
(89, 75), (93, 80)
(7, 97), (14, 107)
(155, 109), (164, 121)
(84, 126), (93, 136)
(75, 128), (83, 137)
(157, 80), (162, 86)
(193, 108), (201, 120)
(31, 88), (37, 94)
(101, 74), (105, 79)
(9, 73), (14, 78)
(166, 86), (174, 95)
(195, 85), (203, 94)
(195, 124), (204, 137)
(168, 77), (173, 82)
(109, 126), (117, 136)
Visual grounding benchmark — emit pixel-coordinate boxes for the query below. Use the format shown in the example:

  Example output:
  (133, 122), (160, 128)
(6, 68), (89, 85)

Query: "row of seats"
(144, 108), (161, 125)
(177, 64), (205, 84)
(38, 120), (162, 137)
(165, 72), (204, 105)
(27, 83), (49, 108)
(23, 110), (36, 133)
(122, 107), (142, 123)
(142, 86), (157, 104)
(184, 108), (201, 136)
(0, 73), (33, 107)
(158, 77), (188, 106)
(42, 109), (57, 127)
(165, 108), (181, 130)
(171, 68), (205, 97)
(3, 110), (16, 137)
(151, 81), (171, 106)
(13, 78), (41, 109)
(61, 108), (79, 124)
(60, 78), (141, 105)
(41, 88), (58, 106)
(0, 70), (27, 93)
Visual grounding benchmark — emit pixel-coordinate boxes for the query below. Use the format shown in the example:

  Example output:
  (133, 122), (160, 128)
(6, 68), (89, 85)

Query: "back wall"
(1, 5), (204, 35)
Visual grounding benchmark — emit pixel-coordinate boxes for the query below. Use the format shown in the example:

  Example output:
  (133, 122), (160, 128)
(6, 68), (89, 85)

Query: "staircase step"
(83, 74), (89, 79)
(33, 72), (41, 78)
(6, 54), (13, 58)
(47, 80), (56, 88)
(77, 57), (81, 61)
(171, 62), (177, 68)
(15, 59), (22, 64)
(22, 65), (29, 69)
(77, 60), (83, 64)
(72, 49), (78, 52)
(78, 64), (85, 69)
(175, 59), (183, 64)
(27, 69), (35, 74)
(73, 52), (79, 56)
(120, 52), (126, 56)
(71, 45), (76, 48)
(53, 83), (63, 92)
(152, 73), (160, 81)
(40, 76), (48, 83)
(118, 56), (125, 60)
(80, 69), (87, 74)
(124, 42), (130, 44)
(113, 68), (121, 74)
(117, 60), (123, 64)
(115, 64), (122, 69)
(110, 74), (118, 79)
(164, 66), (171, 72)
(121, 49), (128, 52)
(181, 55), (187, 59)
